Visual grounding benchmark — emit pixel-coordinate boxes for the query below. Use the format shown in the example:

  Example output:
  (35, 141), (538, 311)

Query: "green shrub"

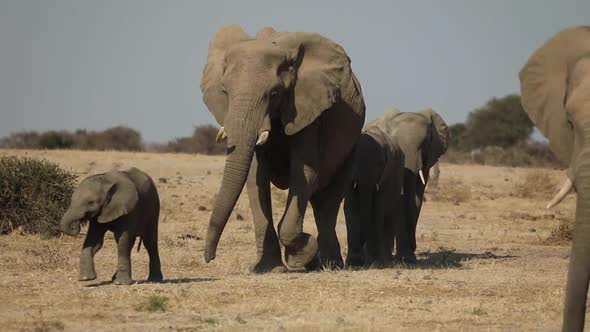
(38, 131), (76, 149)
(135, 296), (169, 312)
(0, 156), (77, 237)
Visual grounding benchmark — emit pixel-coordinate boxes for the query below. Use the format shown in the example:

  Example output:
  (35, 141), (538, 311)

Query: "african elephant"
(200, 25), (365, 271)
(344, 125), (404, 268)
(60, 167), (162, 285)
(368, 108), (449, 262)
(519, 26), (590, 332)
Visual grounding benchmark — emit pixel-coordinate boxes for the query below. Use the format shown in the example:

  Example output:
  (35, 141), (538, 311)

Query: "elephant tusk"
(256, 130), (270, 146)
(353, 181), (357, 190)
(546, 178), (574, 209)
(375, 183), (380, 191)
(216, 126), (227, 143)
(419, 170), (426, 185)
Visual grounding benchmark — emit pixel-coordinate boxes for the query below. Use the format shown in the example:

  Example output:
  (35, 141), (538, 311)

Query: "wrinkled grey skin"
(200, 25), (365, 271)
(60, 167), (162, 285)
(368, 108), (449, 262)
(344, 126), (404, 268)
(519, 26), (590, 332)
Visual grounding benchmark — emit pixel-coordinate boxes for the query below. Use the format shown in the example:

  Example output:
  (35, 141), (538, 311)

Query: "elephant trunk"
(204, 95), (266, 263)
(59, 209), (82, 236)
(563, 150), (590, 332)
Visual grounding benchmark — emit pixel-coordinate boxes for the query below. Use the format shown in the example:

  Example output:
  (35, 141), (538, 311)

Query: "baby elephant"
(344, 126), (405, 268)
(60, 167), (162, 285)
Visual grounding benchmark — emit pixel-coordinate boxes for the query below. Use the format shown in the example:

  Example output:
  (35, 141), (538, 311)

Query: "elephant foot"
(284, 233), (319, 270)
(250, 255), (287, 273)
(112, 272), (133, 285)
(78, 272), (97, 281)
(345, 255), (364, 269)
(319, 255), (344, 270)
(394, 252), (417, 264)
(147, 272), (164, 282)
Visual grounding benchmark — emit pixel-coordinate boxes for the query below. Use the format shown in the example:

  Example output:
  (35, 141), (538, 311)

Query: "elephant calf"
(344, 126), (404, 268)
(60, 167), (163, 285)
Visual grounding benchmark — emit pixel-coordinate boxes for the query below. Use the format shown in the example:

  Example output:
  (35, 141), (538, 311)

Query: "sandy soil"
(0, 149), (580, 331)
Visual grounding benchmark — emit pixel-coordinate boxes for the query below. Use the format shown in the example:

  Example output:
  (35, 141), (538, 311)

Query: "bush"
(164, 125), (225, 155)
(442, 141), (561, 168)
(0, 156), (77, 237)
(0, 131), (41, 149)
(0, 127), (144, 152)
(38, 131), (76, 149)
(462, 94), (533, 150)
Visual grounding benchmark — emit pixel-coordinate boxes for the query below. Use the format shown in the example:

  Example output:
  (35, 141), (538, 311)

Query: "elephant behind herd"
(56, 24), (590, 332)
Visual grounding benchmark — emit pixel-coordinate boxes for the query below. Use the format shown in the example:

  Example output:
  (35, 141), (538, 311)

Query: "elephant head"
(60, 172), (138, 236)
(200, 25), (363, 262)
(417, 108), (449, 172)
(519, 26), (590, 331)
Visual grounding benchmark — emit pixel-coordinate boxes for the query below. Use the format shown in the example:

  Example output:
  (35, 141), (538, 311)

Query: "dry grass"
(428, 176), (472, 205)
(512, 169), (558, 199)
(0, 149), (581, 331)
(546, 217), (575, 244)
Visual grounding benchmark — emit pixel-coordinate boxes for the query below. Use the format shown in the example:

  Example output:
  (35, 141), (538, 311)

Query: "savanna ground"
(0, 149), (581, 331)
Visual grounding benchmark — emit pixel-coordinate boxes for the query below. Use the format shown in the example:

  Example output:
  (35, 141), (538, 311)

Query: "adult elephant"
(368, 108), (449, 262)
(200, 25), (365, 271)
(519, 26), (590, 332)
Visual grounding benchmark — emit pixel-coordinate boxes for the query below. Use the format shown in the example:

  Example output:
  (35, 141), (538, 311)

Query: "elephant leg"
(278, 124), (320, 270)
(112, 229), (135, 285)
(246, 151), (286, 273)
(344, 192), (364, 268)
(563, 166), (590, 332)
(411, 168), (428, 251)
(310, 193), (344, 270)
(382, 213), (395, 266)
(143, 230), (163, 282)
(310, 149), (357, 270)
(79, 223), (107, 281)
(362, 191), (382, 268)
(395, 170), (418, 263)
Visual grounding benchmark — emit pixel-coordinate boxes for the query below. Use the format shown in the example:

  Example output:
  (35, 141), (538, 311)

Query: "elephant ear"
(272, 32), (365, 135)
(200, 25), (252, 125)
(519, 26), (590, 164)
(97, 173), (139, 223)
(418, 108), (449, 168)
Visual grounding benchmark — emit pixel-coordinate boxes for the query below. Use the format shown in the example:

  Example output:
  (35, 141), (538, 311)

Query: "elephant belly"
(267, 127), (290, 190)
(317, 102), (364, 190)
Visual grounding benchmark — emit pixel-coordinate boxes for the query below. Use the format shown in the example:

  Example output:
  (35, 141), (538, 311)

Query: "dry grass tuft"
(135, 296), (169, 312)
(23, 242), (70, 271)
(545, 218), (575, 244)
(429, 177), (472, 205)
(512, 169), (557, 199)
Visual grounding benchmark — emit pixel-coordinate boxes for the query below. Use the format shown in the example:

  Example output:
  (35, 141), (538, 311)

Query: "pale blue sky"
(0, 1), (588, 142)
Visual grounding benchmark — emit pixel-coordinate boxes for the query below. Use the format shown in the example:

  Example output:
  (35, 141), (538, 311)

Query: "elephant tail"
(137, 238), (143, 253)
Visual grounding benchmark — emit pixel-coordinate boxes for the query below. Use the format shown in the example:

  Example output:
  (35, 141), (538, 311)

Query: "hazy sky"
(0, 1), (588, 142)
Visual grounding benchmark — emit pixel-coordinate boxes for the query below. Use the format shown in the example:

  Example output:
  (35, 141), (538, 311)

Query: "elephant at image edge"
(519, 26), (590, 332)
(344, 125), (404, 268)
(60, 167), (163, 285)
(200, 25), (365, 271)
(369, 108), (449, 262)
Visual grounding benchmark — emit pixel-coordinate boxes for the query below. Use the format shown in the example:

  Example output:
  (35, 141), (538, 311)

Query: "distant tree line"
(0, 125), (226, 155)
(0, 97), (562, 166)
(443, 94), (560, 167)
